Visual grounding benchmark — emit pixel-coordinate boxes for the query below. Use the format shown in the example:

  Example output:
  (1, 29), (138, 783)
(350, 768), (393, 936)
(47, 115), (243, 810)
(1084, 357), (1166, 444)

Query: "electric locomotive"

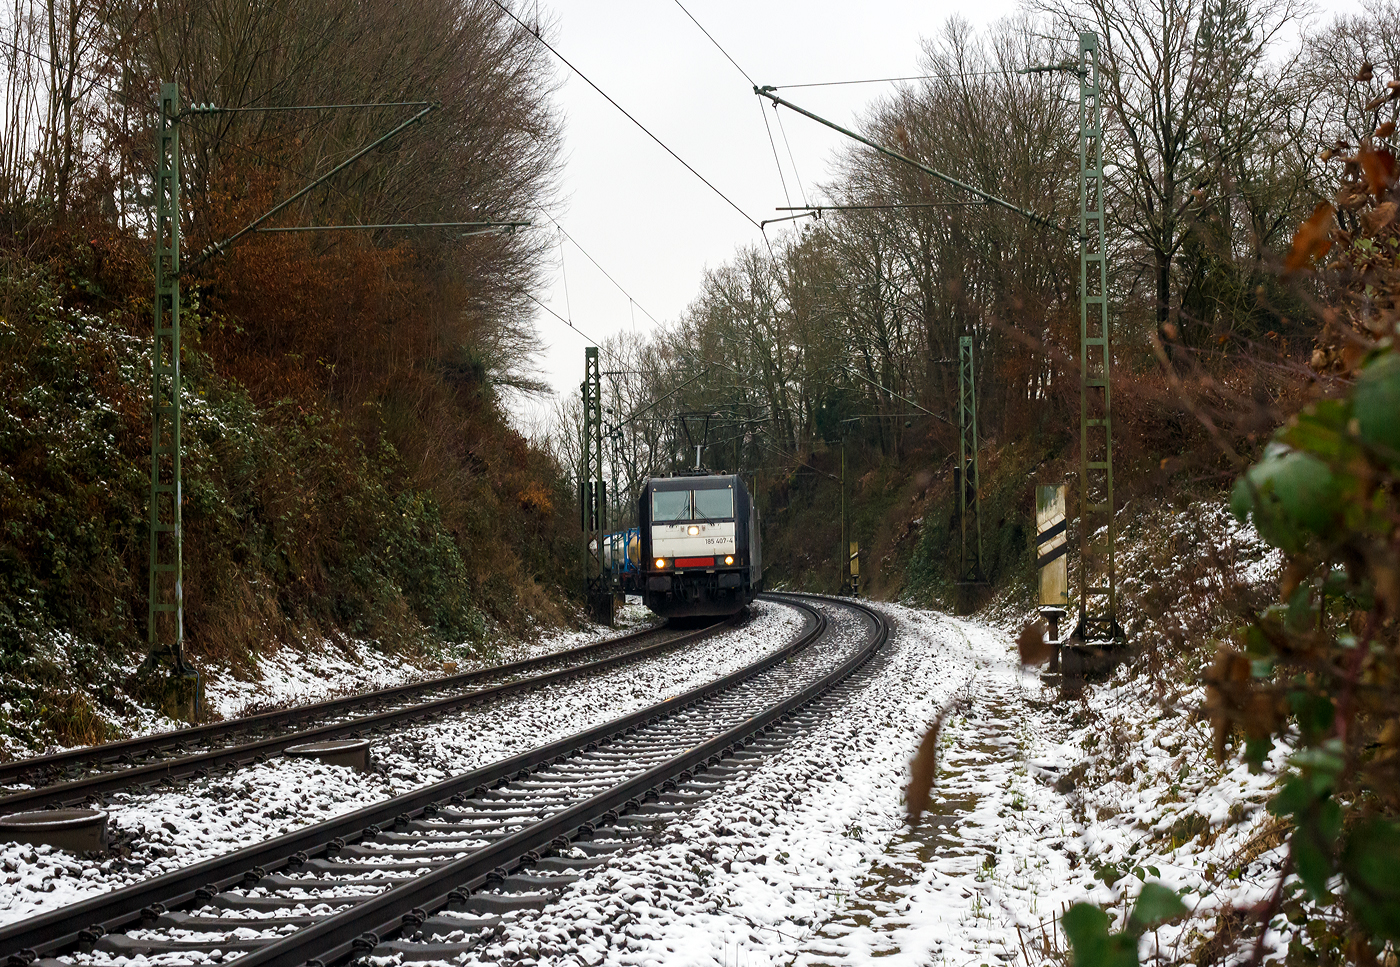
(637, 472), (762, 617)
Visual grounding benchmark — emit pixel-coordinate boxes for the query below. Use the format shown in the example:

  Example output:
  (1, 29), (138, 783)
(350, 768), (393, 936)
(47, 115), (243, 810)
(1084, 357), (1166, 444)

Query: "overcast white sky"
(509, 0), (1363, 429)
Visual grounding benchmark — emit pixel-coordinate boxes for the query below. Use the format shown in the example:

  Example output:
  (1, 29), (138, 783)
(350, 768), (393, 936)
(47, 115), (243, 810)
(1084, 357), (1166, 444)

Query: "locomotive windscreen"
(692, 489), (733, 520)
(651, 487), (734, 522)
(652, 491), (690, 521)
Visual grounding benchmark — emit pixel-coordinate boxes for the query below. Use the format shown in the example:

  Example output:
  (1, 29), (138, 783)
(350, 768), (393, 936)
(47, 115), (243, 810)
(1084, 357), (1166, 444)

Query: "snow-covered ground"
(0, 601), (799, 928)
(1, 589), (1297, 963)
(436, 602), (1293, 966)
(204, 601), (659, 720)
(0, 603), (658, 764)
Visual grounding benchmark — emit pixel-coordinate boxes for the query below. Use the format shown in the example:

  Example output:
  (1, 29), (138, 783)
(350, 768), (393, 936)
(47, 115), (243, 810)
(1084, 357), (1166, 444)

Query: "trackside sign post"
(1036, 484), (1070, 643)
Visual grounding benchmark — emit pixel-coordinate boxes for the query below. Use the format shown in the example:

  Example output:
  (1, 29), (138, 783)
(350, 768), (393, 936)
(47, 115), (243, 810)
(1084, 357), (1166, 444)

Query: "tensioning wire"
(760, 100), (794, 209)
(667, 1), (812, 218)
(542, 212), (663, 327)
(772, 68), (1037, 89)
(487, 0), (761, 232)
(521, 289), (622, 362)
(773, 105), (808, 209)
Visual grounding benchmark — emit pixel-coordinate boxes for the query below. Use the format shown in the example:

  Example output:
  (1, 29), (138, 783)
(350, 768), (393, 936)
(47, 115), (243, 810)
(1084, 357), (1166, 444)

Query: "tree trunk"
(1156, 245), (1171, 331)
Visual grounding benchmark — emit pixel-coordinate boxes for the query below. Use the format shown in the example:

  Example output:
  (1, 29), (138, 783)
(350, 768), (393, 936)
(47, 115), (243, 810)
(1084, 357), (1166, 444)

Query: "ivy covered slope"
(0, 232), (577, 753)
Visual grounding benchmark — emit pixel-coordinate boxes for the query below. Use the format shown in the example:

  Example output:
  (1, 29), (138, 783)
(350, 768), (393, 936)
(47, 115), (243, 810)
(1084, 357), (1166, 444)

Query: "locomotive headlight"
(725, 555), (734, 565)
(687, 525), (700, 536)
(655, 558), (667, 569)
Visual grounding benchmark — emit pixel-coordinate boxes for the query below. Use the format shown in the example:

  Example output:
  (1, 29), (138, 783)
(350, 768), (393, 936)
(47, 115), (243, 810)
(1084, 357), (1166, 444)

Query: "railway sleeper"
(249, 873), (398, 891)
(450, 793), (580, 810)
(208, 892), (381, 911)
(430, 800), (570, 815)
(97, 933), (277, 955)
(612, 804), (686, 822)
(333, 847), (490, 862)
(495, 872), (583, 890)
(154, 912), (324, 930)
(301, 857), (446, 875)
(419, 913), (501, 934)
(444, 891), (555, 915)
(370, 937), (506, 963)
(656, 789), (713, 805)
(533, 856), (607, 873)
(379, 828), (516, 843)
(563, 836), (644, 856)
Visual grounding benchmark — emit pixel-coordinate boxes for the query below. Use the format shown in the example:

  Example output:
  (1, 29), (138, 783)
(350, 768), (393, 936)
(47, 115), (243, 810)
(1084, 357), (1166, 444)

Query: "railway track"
(0, 594), (887, 967)
(0, 618), (733, 812)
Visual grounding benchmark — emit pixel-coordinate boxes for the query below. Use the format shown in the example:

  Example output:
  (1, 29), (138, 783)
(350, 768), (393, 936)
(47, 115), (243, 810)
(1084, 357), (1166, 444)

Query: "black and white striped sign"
(1036, 485), (1069, 607)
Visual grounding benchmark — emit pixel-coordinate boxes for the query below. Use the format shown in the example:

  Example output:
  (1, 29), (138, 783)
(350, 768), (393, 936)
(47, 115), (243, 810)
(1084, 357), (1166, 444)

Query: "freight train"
(604, 473), (762, 618)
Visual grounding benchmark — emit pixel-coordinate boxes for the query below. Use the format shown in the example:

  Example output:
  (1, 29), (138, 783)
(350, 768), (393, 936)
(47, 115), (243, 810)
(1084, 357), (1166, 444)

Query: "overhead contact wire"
(666, 0), (807, 228)
(488, 0), (761, 231)
(522, 290), (611, 351)
(671, 0), (755, 86)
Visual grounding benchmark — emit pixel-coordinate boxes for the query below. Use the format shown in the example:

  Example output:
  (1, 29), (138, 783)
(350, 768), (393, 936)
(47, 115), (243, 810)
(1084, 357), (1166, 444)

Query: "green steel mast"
(581, 347), (611, 623)
(957, 335), (983, 583)
(145, 82), (200, 716)
(1074, 32), (1121, 642)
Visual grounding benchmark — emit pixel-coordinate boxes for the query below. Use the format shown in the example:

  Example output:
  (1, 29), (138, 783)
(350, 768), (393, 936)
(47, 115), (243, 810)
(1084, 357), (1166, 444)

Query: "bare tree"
(1037, 0), (1303, 339)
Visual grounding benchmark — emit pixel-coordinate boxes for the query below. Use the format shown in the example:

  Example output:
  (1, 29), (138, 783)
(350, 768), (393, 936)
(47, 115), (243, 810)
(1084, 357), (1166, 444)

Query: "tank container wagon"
(602, 528), (642, 595)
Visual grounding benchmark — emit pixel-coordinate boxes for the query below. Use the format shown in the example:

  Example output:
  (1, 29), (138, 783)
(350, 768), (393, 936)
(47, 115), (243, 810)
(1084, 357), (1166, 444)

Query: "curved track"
(0, 619), (731, 812)
(0, 594), (887, 967)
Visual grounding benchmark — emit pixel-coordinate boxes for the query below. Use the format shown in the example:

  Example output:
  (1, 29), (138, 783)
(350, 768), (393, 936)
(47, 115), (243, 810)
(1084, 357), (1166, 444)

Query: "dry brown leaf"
(1017, 620), (1052, 665)
(905, 697), (963, 826)
(1204, 648), (1252, 761)
(1339, 185), (1370, 210)
(1365, 201), (1398, 234)
(1358, 61), (1375, 82)
(1375, 563), (1400, 618)
(1379, 719), (1400, 748)
(1379, 121), (1397, 139)
(1280, 558), (1311, 602)
(1367, 94), (1390, 111)
(1285, 202), (1336, 273)
(1359, 142), (1399, 194)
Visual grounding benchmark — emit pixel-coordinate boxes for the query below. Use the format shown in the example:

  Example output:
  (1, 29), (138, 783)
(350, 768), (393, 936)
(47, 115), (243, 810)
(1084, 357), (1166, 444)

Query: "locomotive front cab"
(641, 475), (757, 617)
